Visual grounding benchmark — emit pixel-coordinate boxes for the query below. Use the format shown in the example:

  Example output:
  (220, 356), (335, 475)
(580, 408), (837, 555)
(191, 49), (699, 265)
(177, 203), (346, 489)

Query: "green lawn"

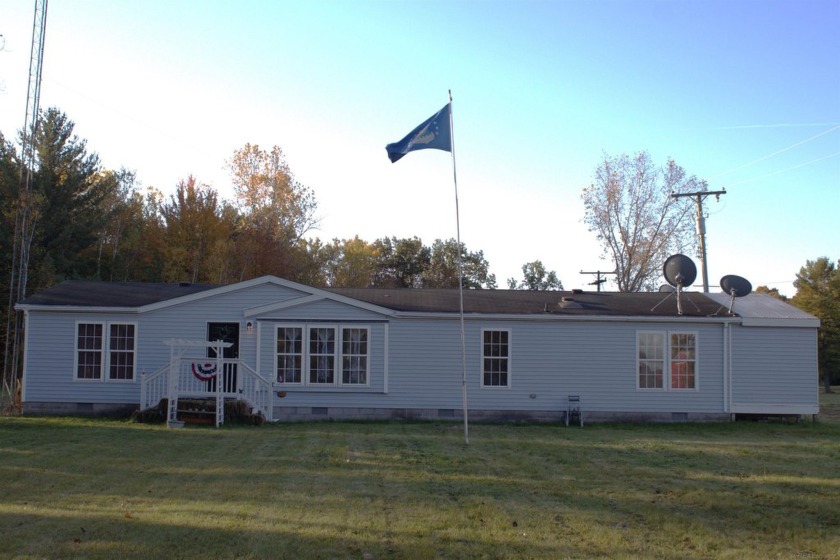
(0, 402), (838, 559)
(820, 387), (840, 423)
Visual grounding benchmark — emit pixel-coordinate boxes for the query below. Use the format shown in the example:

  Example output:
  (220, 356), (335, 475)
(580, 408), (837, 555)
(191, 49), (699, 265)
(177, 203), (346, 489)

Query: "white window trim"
(636, 330), (698, 392)
(74, 321), (104, 382)
(339, 326), (371, 387)
(480, 328), (512, 389)
(307, 324), (339, 386)
(106, 322), (138, 382)
(74, 321), (138, 383)
(636, 330), (665, 391)
(669, 331), (699, 392)
(275, 324), (305, 386)
(274, 323), (371, 388)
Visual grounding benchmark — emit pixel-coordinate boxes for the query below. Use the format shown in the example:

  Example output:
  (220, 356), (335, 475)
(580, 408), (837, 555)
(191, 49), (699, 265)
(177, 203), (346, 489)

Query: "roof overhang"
(17, 275), (399, 319)
(389, 312), (743, 324)
(740, 317), (820, 328)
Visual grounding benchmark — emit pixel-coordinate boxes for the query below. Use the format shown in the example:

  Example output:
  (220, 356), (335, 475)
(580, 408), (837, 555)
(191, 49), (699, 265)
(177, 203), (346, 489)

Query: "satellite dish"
(721, 274), (753, 315)
(720, 275), (752, 297)
(663, 254), (697, 288)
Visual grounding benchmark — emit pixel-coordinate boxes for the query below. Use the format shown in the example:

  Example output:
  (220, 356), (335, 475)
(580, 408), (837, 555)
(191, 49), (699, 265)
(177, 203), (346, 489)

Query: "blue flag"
(386, 103), (452, 163)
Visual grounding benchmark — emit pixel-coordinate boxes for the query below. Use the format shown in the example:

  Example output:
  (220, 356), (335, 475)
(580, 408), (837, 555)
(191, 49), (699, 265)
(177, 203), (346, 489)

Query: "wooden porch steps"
(174, 398), (266, 426)
(177, 398), (217, 424)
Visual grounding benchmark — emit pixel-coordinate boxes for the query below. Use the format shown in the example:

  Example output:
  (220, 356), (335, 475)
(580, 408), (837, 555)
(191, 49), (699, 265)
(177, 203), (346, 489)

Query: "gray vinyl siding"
(272, 316), (727, 414)
(139, 282), (318, 371)
(23, 310), (143, 404)
(380, 320), (723, 412)
(22, 282), (327, 405)
(729, 325), (818, 408)
(257, 298), (388, 321)
(22, 277), (817, 419)
(495, 320), (725, 414)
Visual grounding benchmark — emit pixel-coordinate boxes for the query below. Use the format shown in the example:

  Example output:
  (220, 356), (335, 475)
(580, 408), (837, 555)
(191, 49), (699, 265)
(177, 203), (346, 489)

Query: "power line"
(579, 270), (616, 292)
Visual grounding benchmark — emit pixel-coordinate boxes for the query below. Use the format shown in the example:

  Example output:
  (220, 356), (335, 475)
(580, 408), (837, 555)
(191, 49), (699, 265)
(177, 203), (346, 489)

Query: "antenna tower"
(3, 0), (49, 411)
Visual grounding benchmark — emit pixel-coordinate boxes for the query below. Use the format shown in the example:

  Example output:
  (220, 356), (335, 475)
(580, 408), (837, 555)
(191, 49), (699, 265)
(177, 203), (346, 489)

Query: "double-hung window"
(341, 328), (368, 385)
(276, 327), (303, 384)
(309, 327), (336, 384)
(669, 333), (696, 389)
(637, 332), (665, 389)
(76, 323), (104, 380)
(108, 324), (136, 380)
(636, 331), (697, 390)
(275, 324), (369, 387)
(75, 322), (137, 381)
(482, 329), (510, 388)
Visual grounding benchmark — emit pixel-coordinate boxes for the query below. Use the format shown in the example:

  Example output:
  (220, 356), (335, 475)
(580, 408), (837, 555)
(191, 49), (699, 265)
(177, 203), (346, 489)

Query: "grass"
(820, 386), (840, 423)
(0, 396), (837, 559)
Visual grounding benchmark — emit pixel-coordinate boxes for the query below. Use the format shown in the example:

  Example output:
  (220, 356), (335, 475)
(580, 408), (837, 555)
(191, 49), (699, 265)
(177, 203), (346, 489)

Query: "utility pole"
(671, 189), (726, 293)
(579, 270), (617, 292)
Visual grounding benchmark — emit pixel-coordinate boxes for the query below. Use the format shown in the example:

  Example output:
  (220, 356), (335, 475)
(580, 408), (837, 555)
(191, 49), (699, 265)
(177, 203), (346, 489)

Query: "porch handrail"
(238, 362), (273, 422)
(140, 357), (273, 423)
(140, 363), (170, 412)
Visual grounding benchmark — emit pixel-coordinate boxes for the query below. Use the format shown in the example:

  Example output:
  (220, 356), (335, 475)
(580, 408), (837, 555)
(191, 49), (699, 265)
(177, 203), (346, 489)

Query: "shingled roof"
(18, 279), (732, 318)
(325, 287), (728, 317)
(19, 280), (217, 308)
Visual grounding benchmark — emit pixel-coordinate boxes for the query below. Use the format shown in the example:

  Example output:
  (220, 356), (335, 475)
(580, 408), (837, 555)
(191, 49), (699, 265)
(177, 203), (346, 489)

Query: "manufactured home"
(16, 275), (820, 423)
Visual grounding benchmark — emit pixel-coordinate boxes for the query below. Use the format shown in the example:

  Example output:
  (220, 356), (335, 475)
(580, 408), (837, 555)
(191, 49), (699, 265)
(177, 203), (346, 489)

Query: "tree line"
(0, 108), (570, 295)
(789, 258), (840, 391)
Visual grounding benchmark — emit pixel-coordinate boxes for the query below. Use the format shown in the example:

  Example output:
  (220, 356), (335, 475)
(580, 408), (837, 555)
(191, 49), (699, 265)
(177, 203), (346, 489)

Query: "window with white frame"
(75, 322), (136, 381)
(669, 333), (696, 389)
(637, 332), (664, 389)
(309, 327), (336, 384)
(276, 327), (303, 384)
(76, 323), (104, 379)
(482, 329), (510, 387)
(108, 324), (136, 380)
(637, 331), (696, 390)
(276, 324), (369, 387)
(341, 328), (368, 385)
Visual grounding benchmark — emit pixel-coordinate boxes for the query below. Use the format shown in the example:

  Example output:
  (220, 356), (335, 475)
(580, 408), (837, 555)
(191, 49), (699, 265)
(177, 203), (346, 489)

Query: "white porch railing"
(140, 357), (273, 425)
(140, 362), (170, 412)
(238, 362), (273, 422)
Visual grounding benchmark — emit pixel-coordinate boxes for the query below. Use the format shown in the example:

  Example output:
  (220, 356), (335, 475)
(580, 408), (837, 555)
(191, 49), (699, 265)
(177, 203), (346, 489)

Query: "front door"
(207, 322), (239, 393)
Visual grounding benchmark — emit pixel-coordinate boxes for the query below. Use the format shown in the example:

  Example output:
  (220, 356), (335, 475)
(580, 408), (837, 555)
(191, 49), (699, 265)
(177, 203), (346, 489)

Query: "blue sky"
(1, 0), (838, 296)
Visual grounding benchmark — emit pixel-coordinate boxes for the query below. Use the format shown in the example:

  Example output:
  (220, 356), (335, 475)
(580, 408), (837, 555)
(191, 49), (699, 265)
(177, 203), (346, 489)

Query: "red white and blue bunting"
(191, 362), (219, 381)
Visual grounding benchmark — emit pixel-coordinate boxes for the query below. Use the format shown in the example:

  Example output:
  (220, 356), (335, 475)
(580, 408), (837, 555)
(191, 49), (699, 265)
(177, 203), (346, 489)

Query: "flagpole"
(448, 90), (469, 445)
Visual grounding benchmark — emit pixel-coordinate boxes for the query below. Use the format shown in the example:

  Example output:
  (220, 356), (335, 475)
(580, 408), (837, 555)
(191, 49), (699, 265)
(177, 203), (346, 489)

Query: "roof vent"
(572, 289), (583, 294)
(559, 297), (583, 309)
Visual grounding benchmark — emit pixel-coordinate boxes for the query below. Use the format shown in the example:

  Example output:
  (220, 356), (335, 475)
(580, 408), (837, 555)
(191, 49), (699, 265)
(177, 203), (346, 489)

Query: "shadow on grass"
(1, 417), (838, 558)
